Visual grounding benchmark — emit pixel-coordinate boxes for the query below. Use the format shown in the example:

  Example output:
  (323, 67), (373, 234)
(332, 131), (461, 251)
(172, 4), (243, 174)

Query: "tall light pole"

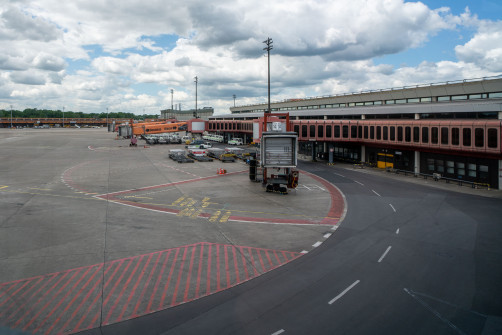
(62, 106), (65, 127)
(10, 105), (13, 129)
(106, 107), (109, 128)
(194, 76), (198, 118)
(170, 89), (174, 111)
(233, 94), (236, 107)
(263, 37), (273, 114)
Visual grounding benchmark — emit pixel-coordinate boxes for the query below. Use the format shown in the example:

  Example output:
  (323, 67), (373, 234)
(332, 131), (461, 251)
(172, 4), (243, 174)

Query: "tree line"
(0, 108), (158, 120)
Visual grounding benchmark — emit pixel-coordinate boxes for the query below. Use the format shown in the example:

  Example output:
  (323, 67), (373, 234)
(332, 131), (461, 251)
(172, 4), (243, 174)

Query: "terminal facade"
(208, 76), (502, 190)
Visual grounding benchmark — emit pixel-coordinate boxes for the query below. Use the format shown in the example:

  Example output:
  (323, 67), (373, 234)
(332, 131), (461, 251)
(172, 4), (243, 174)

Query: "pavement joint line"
(389, 203), (396, 212)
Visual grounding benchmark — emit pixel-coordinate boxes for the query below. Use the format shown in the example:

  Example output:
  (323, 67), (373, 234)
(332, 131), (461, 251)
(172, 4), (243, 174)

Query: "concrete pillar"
(361, 145), (366, 163)
(414, 151), (420, 174)
(329, 143), (334, 164)
(312, 142), (317, 161)
(499, 160), (502, 190)
(498, 111), (502, 120)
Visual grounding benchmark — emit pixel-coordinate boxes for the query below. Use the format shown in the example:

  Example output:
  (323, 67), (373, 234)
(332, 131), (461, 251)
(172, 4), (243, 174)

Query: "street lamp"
(233, 94), (236, 107)
(62, 106), (65, 127)
(170, 89), (174, 111)
(10, 105), (13, 129)
(106, 107), (109, 129)
(194, 76), (198, 118)
(263, 37), (273, 114)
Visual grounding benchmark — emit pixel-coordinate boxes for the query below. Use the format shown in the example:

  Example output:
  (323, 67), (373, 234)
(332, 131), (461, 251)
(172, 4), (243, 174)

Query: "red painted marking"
(301, 170), (345, 224)
(133, 252), (162, 317)
(232, 246), (240, 284)
(282, 251), (289, 262)
(72, 262), (116, 332)
(256, 250), (266, 273)
(105, 256), (144, 325)
(34, 266), (93, 333)
(224, 246), (230, 288)
(265, 250), (274, 270)
(159, 247), (180, 309)
(147, 250), (171, 313)
(171, 246), (189, 306)
(117, 253), (153, 322)
(240, 246), (250, 280)
(23, 269), (81, 331)
(206, 244), (212, 295)
(0, 278), (42, 318)
(273, 250), (281, 266)
(6, 274), (56, 322)
(97, 170), (246, 199)
(248, 247), (259, 277)
(51, 265), (103, 335)
(183, 245), (197, 303)
(0, 243), (303, 334)
(89, 259), (130, 327)
(0, 282), (19, 301)
(216, 244), (221, 291)
(194, 244), (204, 299)
(0, 280), (30, 308)
(15, 272), (70, 328)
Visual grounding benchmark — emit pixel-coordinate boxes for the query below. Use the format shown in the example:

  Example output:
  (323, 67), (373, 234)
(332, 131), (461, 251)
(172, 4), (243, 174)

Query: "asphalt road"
(81, 160), (502, 335)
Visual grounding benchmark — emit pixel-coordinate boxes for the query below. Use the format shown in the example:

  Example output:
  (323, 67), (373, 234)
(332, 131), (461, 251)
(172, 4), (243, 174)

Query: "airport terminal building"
(208, 76), (502, 189)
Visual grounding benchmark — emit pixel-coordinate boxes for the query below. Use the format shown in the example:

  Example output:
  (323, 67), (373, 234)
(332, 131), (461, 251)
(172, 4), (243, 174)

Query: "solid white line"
(396, 228), (400, 234)
(354, 180), (364, 186)
(323, 233), (332, 238)
(372, 190), (381, 197)
(389, 204), (396, 212)
(271, 329), (285, 335)
(328, 280), (360, 305)
(378, 246), (392, 263)
(333, 173), (346, 178)
(313, 241), (322, 248)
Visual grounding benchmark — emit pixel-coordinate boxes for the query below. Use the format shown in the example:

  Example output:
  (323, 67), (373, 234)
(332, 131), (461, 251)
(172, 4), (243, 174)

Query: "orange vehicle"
(130, 119), (188, 136)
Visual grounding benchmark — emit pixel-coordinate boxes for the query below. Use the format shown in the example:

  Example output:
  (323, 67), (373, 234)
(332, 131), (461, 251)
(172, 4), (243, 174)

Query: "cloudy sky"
(1, 0), (501, 115)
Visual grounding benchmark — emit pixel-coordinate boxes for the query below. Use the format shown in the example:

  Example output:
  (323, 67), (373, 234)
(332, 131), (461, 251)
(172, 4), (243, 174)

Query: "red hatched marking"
(0, 242), (301, 334)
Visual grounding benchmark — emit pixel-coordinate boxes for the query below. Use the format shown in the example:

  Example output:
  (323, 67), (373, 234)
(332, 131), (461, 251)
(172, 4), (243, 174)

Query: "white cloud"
(455, 20), (502, 72)
(0, 0), (499, 114)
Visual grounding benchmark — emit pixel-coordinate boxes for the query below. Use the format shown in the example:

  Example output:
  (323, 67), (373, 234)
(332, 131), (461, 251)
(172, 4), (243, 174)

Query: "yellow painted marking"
(209, 211), (221, 222)
(220, 211), (232, 223)
(179, 198), (194, 207)
(171, 196), (186, 206)
(202, 197), (211, 202)
(0, 185), (9, 190)
(29, 187), (51, 191)
(191, 209), (202, 218)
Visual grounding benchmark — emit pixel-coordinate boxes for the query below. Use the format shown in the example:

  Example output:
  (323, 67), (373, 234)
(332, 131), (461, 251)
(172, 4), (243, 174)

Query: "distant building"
(160, 107), (214, 121)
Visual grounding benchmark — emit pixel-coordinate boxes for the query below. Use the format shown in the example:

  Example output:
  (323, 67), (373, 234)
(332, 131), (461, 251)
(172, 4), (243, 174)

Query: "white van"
(228, 138), (243, 145)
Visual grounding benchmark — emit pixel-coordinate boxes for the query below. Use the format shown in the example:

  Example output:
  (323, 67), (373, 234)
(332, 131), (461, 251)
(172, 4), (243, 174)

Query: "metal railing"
(386, 168), (490, 190)
(231, 74), (502, 109)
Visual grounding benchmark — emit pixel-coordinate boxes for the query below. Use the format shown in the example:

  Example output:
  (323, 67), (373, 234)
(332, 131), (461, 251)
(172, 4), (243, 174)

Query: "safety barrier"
(387, 168), (490, 190)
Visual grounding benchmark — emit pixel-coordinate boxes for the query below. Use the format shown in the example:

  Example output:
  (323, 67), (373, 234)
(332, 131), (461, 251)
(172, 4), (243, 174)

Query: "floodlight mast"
(263, 37), (273, 115)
